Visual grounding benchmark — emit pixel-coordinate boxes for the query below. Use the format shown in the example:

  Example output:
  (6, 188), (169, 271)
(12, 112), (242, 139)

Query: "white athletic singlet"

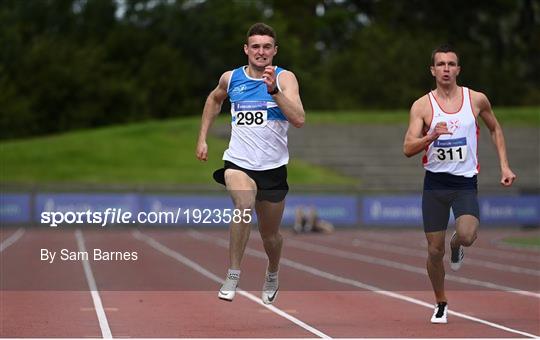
(223, 66), (289, 170)
(423, 87), (479, 177)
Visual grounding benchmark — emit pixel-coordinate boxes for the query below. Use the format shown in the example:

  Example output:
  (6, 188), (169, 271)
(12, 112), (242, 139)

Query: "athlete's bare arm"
(472, 90), (516, 186)
(403, 95), (451, 157)
(196, 71), (231, 161)
(263, 67), (305, 128)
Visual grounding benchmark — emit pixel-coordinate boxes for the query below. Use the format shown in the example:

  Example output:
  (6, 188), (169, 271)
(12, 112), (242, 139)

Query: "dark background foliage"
(1, 0), (538, 139)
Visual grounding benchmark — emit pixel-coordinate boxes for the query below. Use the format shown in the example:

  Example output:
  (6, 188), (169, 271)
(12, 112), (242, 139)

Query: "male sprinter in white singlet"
(196, 23), (305, 304)
(403, 44), (516, 323)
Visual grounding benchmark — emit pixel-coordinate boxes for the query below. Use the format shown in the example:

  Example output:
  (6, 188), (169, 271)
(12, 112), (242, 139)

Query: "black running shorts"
(213, 161), (289, 203)
(422, 170), (480, 233)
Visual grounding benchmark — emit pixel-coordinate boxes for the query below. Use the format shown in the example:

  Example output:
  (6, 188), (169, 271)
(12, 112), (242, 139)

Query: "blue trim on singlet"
(228, 66), (287, 121)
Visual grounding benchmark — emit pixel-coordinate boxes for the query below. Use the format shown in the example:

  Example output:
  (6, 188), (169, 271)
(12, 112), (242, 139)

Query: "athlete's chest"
(433, 96), (462, 112)
(432, 112), (475, 135)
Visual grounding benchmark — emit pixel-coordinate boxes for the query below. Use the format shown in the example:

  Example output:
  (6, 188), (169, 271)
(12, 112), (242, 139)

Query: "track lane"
(356, 229), (540, 265)
(169, 232), (536, 337)
(287, 233), (540, 293)
(0, 229), (102, 337)
(2, 228), (537, 337)
(79, 229), (323, 338)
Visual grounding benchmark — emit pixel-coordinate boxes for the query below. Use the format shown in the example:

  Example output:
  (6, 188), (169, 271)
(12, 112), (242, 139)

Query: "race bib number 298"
(232, 101), (268, 127)
(434, 137), (468, 162)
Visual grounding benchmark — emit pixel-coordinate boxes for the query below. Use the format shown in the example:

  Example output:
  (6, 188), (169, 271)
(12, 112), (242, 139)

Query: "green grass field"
(0, 116), (355, 186)
(502, 236), (540, 248)
(1, 108), (537, 186)
(307, 107), (539, 125)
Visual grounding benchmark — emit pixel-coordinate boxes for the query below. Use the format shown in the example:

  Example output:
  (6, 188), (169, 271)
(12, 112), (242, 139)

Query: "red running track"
(1, 227), (539, 338)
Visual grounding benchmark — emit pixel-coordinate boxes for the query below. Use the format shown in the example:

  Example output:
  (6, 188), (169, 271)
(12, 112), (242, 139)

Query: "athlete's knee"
(261, 231), (282, 245)
(231, 196), (255, 212)
(427, 244), (445, 261)
(459, 232), (477, 247)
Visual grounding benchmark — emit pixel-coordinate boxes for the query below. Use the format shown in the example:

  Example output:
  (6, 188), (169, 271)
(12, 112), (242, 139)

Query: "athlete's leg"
(451, 190), (480, 248)
(224, 169), (257, 270)
(256, 199), (285, 304)
(255, 199), (285, 273)
(426, 230), (447, 303)
(423, 186), (450, 303)
(452, 215), (479, 247)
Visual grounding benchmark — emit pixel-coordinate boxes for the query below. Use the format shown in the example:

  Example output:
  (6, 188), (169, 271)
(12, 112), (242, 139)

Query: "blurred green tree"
(0, 0), (537, 139)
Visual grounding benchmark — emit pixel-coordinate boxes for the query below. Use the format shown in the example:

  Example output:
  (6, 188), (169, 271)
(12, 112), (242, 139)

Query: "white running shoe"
(430, 302), (448, 324)
(450, 232), (464, 271)
(261, 272), (279, 305)
(218, 272), (239, 302)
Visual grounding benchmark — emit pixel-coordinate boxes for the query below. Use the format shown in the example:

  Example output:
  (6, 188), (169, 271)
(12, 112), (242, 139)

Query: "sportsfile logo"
(40, 208), (252, 227)
(40, 208), (181, 227)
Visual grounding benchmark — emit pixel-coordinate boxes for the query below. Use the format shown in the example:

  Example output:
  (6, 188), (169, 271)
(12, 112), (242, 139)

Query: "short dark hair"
(431, 44), (459, 65)
(246, 23), (277, 44)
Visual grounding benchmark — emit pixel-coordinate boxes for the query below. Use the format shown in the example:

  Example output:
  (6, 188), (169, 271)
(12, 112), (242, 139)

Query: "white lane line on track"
(75, 229), (113, 339)
(189, 230), (539, 339)
(0, 228), (25, 252)
(318, 234), (540, 276)
(358, 232), (540, 263)
(285, 238), (540, 298)
(131, 230), (331, 339)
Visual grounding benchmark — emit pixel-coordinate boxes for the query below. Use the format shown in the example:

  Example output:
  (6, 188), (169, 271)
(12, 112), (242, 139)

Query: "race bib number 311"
(433, 137), (468, 162)
(232, 101), (268, 127)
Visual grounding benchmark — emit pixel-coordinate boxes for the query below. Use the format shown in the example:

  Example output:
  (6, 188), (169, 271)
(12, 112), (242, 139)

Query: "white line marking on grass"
(190, 230), (539, 339)
(131, 230), (331, 339)
(75, 229), (113, 339)
(0, 228), (25, 252)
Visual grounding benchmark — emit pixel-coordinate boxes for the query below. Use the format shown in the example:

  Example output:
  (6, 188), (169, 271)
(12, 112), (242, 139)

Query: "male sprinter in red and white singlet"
(403, 44), (516, 324)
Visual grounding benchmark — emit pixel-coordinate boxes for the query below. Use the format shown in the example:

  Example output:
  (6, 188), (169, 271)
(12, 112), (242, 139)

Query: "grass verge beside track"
(0, 117), (355, 186)
(2, 108), (536, 185)
(502, 236), (540, 249)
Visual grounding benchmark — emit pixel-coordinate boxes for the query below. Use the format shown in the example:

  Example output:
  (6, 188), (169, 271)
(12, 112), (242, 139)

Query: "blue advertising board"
(362, 195), (423, 226)
(480, 196), (540, 225)
(140, 194), (358, 226)
(284, 195), (358, 226)
(0, 193), (31, 224)
(2, 191), (537, 228)
(362, 195), (540, 226)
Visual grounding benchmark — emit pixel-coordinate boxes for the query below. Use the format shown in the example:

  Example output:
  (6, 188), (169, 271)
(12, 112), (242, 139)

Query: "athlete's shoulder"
(468, 88), (491, 112)
(225, 66), (247, 80)
(411, 94), (431, 116)
(218, 70), (233, 89)
(277, 69), (296, 80)
(468, 88), (488, 102)
(220, 70), (234, 81)
(276, 69), (299, 90)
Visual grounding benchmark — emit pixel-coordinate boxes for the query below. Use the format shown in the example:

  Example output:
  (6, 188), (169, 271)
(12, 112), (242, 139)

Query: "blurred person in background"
(293, 206), (335, 234)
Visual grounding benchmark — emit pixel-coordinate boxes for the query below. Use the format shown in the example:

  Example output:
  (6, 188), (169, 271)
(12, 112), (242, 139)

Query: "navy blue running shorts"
(422, 170), (480, 233)
(213, 161), (289, 203)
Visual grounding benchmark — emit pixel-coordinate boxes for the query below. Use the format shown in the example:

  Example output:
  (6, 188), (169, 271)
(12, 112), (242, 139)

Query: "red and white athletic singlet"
(423, 87), (479, 177)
